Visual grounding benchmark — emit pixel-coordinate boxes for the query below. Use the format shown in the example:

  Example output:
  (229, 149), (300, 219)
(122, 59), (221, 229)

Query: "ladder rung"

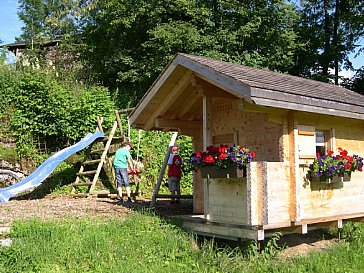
(96, 136), (124, 142)
(77, 170), (98, 176)
(111, 137), (124, 140)
(110, 137), (124, 144)
(94, 137), (124, 146)
(72, 182), (93, 187)
(90, 149), (105, 154)
(83, 159), (102, 165)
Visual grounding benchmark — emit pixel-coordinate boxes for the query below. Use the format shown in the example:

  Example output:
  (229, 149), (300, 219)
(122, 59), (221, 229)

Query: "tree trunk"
(322, 0), (331, 78)
(333, 0), (340, 85)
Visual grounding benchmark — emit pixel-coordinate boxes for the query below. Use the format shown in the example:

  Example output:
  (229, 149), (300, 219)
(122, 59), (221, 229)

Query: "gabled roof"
(183, 54), (363, 104)
(0, 38), (61, 52)
(129, 53), (364, 130)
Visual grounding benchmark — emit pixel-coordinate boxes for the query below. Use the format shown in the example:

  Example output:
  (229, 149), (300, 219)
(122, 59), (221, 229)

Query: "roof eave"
(129, 53), (253, 128)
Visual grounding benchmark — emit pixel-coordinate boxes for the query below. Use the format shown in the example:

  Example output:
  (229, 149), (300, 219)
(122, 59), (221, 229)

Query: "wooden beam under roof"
(177, 85), (203, 119)
(155, 117), (200, 131)
(195, 76), (239, 99)
(177, 54), (252, 100)
(143, 70), (193, 130)
(129, 62), (181, 125)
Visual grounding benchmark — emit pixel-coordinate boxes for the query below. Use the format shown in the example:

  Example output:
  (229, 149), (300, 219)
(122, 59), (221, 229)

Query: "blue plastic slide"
(0, 130), (104, 203)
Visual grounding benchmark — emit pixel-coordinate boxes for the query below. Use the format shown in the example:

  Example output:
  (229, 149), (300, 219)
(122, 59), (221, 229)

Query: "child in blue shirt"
(113, 141), (134, 204)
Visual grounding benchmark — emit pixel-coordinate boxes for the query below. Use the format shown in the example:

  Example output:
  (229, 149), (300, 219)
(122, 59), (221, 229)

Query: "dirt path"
(0, 196), (131, 226)
(0, 195), (194, 226)
(0, 196), (336, 257)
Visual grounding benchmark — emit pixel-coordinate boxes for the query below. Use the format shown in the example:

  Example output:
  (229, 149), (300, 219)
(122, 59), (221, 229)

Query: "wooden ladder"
(71, 111), (125, 197)
(149, 132), (193, 208)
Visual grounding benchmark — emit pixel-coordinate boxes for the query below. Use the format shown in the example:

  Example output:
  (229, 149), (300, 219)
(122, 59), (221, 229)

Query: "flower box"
(310, 148), (363, 182)
(310, 173), (351, 183)
(199, 165), (246, 179)
(187, 144), (255, 178)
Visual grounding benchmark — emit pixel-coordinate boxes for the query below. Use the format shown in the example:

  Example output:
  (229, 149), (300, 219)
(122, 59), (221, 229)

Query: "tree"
(17, 0), (86, 75)
(342, 67), (364, 94)
(79, 0), (300, 107)
(18, 0), (84, 41)
(290, 0), (364, 84)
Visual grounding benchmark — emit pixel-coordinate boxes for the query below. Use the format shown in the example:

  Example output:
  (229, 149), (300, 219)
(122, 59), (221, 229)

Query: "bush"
(0, 65), (115, 158)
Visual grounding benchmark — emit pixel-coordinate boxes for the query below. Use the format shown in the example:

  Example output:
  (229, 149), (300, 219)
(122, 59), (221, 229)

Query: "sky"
(0, 0), (23, 45)
(0, 0), (363, 75)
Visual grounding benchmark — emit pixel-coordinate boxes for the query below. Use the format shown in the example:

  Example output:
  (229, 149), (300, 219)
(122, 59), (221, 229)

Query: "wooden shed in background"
(129, 53), (364, 240)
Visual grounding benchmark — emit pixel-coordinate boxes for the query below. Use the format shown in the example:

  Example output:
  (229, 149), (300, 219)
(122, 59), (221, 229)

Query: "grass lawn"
(1, 211), (364, 273)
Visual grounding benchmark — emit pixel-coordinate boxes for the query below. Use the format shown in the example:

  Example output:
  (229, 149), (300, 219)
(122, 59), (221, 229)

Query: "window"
(315, 131), (326, 156)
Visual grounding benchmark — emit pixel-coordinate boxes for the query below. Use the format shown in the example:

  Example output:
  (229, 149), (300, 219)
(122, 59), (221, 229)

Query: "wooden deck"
(176, 212), (364, 241)
(178, 214), (265, 241)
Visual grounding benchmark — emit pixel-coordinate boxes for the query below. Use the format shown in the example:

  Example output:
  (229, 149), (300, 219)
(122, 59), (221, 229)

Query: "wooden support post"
(150, 132), (178, 208)
(114, 110), (125, 141)
(311, 219), (343, 229)
(96, 116), (104, 133)
(89, 121), (118, 193)
(127, 117), (131, 140)
(137, 129), (141, 161)
(287, 224), (308, 234)
(202, 96), (212, 149)
(330, 128), (336, 152)
(287, 111), (298, 222)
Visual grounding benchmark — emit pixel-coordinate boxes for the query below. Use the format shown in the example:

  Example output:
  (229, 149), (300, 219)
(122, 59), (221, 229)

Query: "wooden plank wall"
(265, 162), (290, 225)
(203, 162), (291, 227)
(208, 98), (290, 226)
(199, 97), (364, 225)
(211, 98), (282, 162)
(247, 162), (264, 226)
(204, 178), (248, 225)
(296, 113), (364, 221)
(299, 169), (364, 219)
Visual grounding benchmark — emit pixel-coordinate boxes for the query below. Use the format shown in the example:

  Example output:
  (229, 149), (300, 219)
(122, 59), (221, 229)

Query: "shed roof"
(129, 53), (364, 130)
(0, 39), (61, 52)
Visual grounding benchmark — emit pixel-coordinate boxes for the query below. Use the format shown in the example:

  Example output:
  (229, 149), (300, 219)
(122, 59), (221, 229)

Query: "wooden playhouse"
(129, 53), (364, 241)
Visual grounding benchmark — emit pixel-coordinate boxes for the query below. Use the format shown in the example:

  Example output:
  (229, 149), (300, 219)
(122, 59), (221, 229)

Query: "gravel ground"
(0, 195), (194, 227)
(0, 196), (130, 226)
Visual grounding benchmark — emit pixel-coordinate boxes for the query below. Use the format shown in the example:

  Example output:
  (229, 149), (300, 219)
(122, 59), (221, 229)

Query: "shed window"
(315, 131), (326, 156)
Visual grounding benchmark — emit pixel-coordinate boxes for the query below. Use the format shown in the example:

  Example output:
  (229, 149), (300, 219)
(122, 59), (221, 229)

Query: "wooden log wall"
(211, 98), (282, 162)
(194, 95), (364, 226)
(202, 162), (290, 228)
(296, 112), (364, 221)
(204, 178), (248, 225)
(264, 162), (291, 226)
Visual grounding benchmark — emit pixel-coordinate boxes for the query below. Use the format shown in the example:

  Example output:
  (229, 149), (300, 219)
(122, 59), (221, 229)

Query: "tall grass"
(1, 213), (364, 273)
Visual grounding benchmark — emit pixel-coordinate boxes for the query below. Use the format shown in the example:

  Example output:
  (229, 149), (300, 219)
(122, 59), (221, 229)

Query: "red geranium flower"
(311, 148), (364, 179)
(188, 144), (256, 171)
(218, 144), (228, 154)
(203, 155), (215, 163)
(248, 151), (256, 158)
